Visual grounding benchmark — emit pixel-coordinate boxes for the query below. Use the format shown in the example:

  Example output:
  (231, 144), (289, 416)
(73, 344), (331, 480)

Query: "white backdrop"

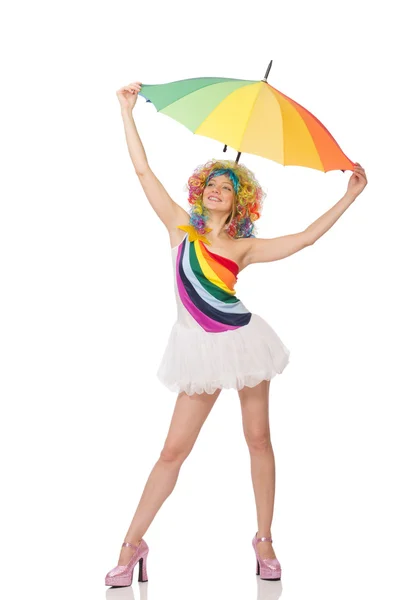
(1, 1), (396, 599)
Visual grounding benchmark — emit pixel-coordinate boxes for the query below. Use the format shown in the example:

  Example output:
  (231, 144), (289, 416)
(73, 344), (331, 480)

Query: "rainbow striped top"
(174, 225), (252, 333)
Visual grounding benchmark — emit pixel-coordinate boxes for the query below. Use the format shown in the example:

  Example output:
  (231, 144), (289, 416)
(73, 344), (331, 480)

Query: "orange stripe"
(200, 244), (236, 289)
(269, 84), (355, 171)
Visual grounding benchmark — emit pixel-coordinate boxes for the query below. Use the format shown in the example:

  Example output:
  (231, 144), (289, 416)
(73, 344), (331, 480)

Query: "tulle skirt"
(156, 313), (290, 396)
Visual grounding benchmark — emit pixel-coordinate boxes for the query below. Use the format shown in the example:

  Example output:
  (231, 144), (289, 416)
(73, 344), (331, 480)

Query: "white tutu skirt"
(157, 313), (290, 396)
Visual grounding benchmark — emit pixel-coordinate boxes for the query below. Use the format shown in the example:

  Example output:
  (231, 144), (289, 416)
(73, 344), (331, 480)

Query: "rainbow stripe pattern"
(139, 76), (355, 173)
(175, 232), (252, 333)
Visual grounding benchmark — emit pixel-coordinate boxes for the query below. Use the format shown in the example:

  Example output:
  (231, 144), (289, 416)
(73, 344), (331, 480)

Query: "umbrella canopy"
(139, 62), (355, 173)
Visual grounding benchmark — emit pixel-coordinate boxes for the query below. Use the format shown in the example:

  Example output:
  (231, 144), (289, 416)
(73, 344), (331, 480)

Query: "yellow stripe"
(194, 241), (236, 295)
(195, 83), (262, 148)
(240, 84), (323, 169)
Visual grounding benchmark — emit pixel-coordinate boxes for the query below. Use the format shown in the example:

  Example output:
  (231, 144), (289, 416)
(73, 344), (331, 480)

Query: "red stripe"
(200, 242), (239, 277)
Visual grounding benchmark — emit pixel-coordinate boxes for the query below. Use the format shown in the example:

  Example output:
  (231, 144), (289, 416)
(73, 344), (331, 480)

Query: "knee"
(245, 431), (272, 455)
(159, 443), (189, 465)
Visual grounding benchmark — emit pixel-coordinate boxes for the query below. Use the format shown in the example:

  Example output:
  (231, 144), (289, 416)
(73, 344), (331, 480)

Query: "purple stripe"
(176, 242), (240, 333)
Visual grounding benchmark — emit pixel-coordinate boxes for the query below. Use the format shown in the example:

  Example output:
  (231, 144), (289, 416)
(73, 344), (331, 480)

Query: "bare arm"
(118, 87), (189, 231)
(243, 230), (311, 266)
(303, 191), (356, 246)
(244, 192), (355, 265)
(244, 173), (367, 266)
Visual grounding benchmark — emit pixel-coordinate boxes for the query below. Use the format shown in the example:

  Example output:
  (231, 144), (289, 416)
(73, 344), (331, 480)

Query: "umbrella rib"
(237, 83), (264, 151)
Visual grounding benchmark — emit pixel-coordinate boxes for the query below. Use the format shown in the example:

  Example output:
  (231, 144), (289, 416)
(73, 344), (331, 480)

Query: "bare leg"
(238, 379), (277, 560)
(118, 387), (221, 565)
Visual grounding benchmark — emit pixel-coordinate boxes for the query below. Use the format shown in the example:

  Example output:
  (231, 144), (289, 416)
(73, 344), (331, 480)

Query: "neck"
(205, 214), (231, 239)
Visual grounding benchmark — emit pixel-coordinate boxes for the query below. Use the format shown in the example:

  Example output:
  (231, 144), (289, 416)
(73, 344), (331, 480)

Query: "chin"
(204, 201), (230, 211)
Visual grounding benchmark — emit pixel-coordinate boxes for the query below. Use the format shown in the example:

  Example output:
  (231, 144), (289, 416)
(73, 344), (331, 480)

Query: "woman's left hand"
(347, 163), (368, 200)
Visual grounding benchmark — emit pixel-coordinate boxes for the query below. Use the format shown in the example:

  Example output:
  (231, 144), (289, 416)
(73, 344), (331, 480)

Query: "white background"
(1, 1), (396, 599)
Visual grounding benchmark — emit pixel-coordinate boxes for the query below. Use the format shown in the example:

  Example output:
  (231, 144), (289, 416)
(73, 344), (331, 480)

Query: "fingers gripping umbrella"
(138, 61), (355, 173)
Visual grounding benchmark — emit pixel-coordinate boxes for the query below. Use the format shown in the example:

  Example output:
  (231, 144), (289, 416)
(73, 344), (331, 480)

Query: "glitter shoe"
(105, 539), (149, 587)
(252, 533), (281, 580)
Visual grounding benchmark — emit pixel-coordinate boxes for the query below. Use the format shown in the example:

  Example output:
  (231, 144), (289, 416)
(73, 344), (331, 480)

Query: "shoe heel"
(138, 552), (148, 582)
(256, 559), (260, 576)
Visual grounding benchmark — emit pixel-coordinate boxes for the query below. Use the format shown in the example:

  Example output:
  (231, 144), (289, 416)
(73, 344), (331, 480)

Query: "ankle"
(256, 533), (272, 541)
(123, 537), (142, 547)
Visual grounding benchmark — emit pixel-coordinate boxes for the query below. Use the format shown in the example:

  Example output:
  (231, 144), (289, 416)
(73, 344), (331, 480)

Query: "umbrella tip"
(263, 60), (273, 82)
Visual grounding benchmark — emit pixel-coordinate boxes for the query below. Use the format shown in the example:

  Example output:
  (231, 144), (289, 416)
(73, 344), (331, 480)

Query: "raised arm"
(116, 82), (189, 232)
(244, 164), (368, 266)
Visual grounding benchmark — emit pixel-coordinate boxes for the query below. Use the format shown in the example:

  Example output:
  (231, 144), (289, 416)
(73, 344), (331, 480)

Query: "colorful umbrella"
(138, 61), (355, 173)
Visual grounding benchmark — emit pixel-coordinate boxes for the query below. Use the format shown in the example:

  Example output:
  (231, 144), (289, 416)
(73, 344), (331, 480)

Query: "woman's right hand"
(116, 82), (142, 112)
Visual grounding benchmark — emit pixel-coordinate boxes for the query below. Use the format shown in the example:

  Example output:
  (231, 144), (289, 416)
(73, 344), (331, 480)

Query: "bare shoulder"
(209, 236), (253, 272)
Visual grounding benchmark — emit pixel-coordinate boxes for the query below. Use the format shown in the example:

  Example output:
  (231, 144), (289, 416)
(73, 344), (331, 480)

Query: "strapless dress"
(157, 225), (290, 396)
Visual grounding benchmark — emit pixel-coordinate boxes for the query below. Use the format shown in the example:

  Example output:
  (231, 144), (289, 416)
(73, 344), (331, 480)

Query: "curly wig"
(185, 158), (266, 238)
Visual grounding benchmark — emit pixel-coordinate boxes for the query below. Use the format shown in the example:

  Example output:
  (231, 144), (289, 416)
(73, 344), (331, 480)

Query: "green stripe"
(161, 80), (257, 132)
(189, 242), (238, 304)
(140, 77), (253, 110)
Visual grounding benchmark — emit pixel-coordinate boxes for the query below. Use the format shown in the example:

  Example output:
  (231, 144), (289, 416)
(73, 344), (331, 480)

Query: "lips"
(208, 196), (221, 202)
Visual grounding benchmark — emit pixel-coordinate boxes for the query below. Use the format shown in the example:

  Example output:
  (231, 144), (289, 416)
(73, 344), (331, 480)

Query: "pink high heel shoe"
(105, 539), (149, 587)
(252, 533), (281, 580)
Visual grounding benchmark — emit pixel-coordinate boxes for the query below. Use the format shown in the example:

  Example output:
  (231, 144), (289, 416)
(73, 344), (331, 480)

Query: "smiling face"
(202, 175), (236, 215)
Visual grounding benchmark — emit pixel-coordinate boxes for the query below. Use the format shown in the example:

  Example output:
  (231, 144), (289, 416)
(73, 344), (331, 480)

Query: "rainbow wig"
(185, 159), (266, 238)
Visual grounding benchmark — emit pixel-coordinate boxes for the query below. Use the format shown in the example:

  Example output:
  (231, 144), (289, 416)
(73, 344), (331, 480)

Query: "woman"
(105, 81), (368, 587)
